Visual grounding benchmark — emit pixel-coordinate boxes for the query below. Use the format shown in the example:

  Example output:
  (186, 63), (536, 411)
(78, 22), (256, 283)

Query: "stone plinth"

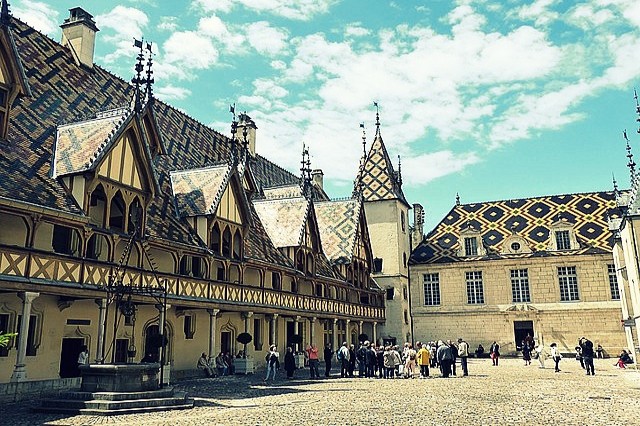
(80, 364), (160, 393)
(234, 358), (254, 374)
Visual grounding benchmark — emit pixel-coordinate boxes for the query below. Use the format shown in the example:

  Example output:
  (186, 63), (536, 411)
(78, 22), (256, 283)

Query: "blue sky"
(13, 0), (640, 230)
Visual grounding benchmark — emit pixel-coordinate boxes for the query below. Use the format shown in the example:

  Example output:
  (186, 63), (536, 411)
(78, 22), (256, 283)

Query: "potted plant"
(235, 333), (254, 374)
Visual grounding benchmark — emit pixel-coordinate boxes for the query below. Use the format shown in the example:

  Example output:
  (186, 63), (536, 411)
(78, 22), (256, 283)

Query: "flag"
(373, 101), (378, 107)
(146, 42), (153, 52)
(133, 38), (143, 49)
(359, 122), (364, 128)
(229, 104), (235, 114)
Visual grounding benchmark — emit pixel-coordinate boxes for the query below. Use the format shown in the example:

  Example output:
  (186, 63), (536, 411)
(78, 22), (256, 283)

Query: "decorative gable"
(359, 134), (408, 206)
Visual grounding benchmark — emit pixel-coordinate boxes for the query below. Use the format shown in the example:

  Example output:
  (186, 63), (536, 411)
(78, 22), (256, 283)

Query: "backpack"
(337, 349), (344, 361)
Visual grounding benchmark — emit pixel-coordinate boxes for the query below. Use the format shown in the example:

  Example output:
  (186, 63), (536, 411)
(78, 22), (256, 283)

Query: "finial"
(612, 172), (620, 198)
(624, 129), (636, 181)
(300, 142), (312, 198)
(360, 122), (366, 158)
(635, 89), (640, 134)
(397, 155), (403, 187)
(229, 103), (239, 164)
(144, 41), (154, 101)
(455, 193), (460, 206)
(1, 0), (10, 26)
(373, 101), (380, 136)
(131, 38), (146, 114)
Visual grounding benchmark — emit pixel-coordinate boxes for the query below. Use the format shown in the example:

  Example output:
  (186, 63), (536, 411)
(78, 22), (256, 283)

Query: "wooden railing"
(0, 244), (385, 320)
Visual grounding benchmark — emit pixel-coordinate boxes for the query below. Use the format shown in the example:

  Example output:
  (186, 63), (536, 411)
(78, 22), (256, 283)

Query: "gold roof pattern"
(315, 199), (361, 264)
(359, 134), (408, 205)
(252, 197), (310, 248)
(169, 164), (231, 217)
(263, 184), (303, 200)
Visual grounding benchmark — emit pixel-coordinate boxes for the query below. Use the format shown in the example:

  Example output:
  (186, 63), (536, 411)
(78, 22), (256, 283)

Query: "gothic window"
(86, 233), (108, 261)
(109, 191), (126, 233)
(52, 224), (80, 256)
(296, 250), (305, 272)
(222, 227), (232, 257)
(306, 253), (314, 276)
(127, 196), (142, 234)
(233, 229), (242, 260)
(88, 184), (107, 227)
(271, 273), (281, 290)
(210, 222), (221, 254)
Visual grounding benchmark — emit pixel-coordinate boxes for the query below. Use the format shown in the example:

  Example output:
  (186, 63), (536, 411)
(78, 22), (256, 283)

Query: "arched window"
(305, 253), (314, 276)
(233, 229), (242, 260)
(222, 227), (232, 258)
(88, 184), (107, 227)
(296, 250), (305, 272)
(210, 222), (221, 254)
(128, 197), (142, 235)
(401, 211), (406, 233)
(86, 233), (109, 261)
(109, 191), (126, 233)
(271, 273), (281, 290)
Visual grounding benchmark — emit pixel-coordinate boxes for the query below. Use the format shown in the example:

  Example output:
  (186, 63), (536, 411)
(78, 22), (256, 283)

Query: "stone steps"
(35, 388), (194, 416)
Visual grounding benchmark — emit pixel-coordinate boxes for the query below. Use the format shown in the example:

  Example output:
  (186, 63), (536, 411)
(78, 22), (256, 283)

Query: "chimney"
(237, 113), (257, 156)
(311, 169), (324, 190)
(60, 7), (99, 68)
(412, 203), (424, 247)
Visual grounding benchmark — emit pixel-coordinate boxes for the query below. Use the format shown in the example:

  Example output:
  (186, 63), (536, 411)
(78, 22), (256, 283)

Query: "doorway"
(513, 320), (534, 350)
(60, 337), (84, 378)
(221, 331), (232, 355)
(286, 321), (295, 350)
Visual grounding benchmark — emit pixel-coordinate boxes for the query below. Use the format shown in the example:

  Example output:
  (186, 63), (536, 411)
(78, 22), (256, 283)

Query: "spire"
(612, 173), (620, 198)
(455, 193), (461, 206)
(635, 89), (640, 134)
(1, 0), (10, 26)
(373, 101), (381, 138)
(300, 142), (312, 198)
(144, 41), (154, 102)
(353, 123), (367, 197)
(624, 129), (636, 181)
(229, 103), (239, 165)
(397, 155), (403, 187)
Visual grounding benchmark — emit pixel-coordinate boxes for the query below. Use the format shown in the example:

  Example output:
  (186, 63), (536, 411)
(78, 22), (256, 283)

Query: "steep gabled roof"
(315, 198), (361, 264)
(411, 191), (623, 264)
(170, 164), (231, 217)
(252, 196), (310, 248)
(359, 133), (408, 206)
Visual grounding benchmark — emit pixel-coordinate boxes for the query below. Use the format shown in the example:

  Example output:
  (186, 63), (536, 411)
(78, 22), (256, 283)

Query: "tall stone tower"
(356, 110), (412, 344)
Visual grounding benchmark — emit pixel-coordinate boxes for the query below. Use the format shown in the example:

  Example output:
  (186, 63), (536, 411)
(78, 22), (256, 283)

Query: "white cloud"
(344, 23), (370, 38)
(12, 0), (59, 35)
(159, 31), (219, 79)
(155, 85), (192, 101)
(402, 151), (481, 185)
(158, 16), (179, 32)
(517, 0), (559, 26)
(198, 15), (246, 52)
(96, 6), (149, 64)
(245, 21), (288, 56)
(192, 0), (339, 20)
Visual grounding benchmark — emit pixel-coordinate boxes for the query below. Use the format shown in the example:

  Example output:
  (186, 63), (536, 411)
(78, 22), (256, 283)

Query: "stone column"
(157, 303), (171, 365)
(242, 312), (253, 355)
(345, 319), (351, 346)
(95, 298), (107, 363)
(293, 316), (301, 352)
(11, 292), (39, 382)
(332, 318), (339, 351)
(270, 314), (278, 346)
(373, 322), (378, 346)
(207, 309), (220, 357)
(309, 317), (316, 346)
(358, 320), (363, 341)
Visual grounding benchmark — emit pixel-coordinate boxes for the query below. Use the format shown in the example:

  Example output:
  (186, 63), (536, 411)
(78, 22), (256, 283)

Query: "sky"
(12, 0), (640, 230)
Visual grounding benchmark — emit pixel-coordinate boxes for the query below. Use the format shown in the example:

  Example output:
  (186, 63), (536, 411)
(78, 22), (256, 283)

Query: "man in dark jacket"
(357, 343), (367, 377)
(366, 344), (377, 378)
(437, 341), (453, 378)
(348, 344), (356, 377)
(324, 343), (333, 377)
(580, 337), (595, 375)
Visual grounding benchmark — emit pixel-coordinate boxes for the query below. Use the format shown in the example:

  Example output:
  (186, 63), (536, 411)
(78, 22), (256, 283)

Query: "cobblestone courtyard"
(4, 358), (639, 425)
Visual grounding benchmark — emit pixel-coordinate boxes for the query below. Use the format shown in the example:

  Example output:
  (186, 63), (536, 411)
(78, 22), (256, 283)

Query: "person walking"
(550, 343), (562, 372)
(490, 341), (500, 366)
(522, 341), (532, 366)
(580, 337), (595, 376)
(264, 345), (280, 383)
(457, 338), (469, 376)
(306, 343), (320, 379)
(417, 342), (431, 378)
(535, 342), (547, 369)
(284, 346), (296, 379)
(324, 343), (332, 377)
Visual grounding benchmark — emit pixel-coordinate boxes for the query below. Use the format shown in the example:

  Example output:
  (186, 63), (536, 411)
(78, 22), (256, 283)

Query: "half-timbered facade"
(0, 5), (384, 387)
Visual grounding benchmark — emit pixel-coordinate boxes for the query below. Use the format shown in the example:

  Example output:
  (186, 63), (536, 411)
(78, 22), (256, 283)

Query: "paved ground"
(3, 358), (640, 425)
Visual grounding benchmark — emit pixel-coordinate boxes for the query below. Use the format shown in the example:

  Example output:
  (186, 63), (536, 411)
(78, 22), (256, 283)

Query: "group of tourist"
(196, 351), (237, 377)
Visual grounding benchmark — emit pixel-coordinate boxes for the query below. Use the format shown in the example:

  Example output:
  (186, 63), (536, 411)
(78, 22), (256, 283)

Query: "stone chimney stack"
(412, 203), (424, 247)
(60, 7), (99, 68)
(311, 169), (324, 190)
(237, 113), (257, 156)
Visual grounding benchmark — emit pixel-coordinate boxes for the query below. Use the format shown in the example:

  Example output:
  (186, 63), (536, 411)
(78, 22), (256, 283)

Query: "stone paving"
(3, 358), (640, 425)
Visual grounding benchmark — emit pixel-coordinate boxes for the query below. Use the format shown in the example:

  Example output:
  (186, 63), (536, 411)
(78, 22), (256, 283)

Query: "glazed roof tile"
(411, 191), (623, 264)
(359, 133), (408, 205)
(252, 197), (310, 248)
(314, 199), (361, 264)
(170, 164), (231, 217)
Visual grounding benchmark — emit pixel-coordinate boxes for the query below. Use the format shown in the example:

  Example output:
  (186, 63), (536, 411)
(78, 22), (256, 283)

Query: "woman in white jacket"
(535, 343), (547, 369)
(550, 343), (562, 372)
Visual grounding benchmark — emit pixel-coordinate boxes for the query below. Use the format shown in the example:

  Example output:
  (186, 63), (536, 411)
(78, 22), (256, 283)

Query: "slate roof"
(170, 164), (231, 217)
(53, 111), (128, 177)
(314, 199), (361, 264)
(359, 132), (408, 206)
(411, 191), (622, 264)
(1, 16), (303, 256)
(252, 197), (310, 248)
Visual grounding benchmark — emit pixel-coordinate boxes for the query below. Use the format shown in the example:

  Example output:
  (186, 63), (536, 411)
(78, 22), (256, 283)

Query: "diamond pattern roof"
(360, 134), (407, 205)
(170, 164), (231, 217)
(315, 199), (360, 264)
(252, 197), (310, 248)
(411, 191), (622, 264)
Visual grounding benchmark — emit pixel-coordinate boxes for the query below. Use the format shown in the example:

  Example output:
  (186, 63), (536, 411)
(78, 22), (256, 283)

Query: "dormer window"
(555, 230), (570, 250)
(464, 237), (478, 256)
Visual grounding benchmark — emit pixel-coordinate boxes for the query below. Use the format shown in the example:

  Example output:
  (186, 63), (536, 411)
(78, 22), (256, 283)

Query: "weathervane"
(300, 142), (312, 197)
(373, 101), (381, 136)
(397, 155), (403, 187)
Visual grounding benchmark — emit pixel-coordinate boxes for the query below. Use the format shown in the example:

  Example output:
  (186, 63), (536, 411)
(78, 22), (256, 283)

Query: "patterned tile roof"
(252, 197), (310, 248)
(411, 191), (622, 264)
(315, 199), (361, 264)
(359, 133), (408, 206)
(170, 164), (231, 217)
(244, 203), (295, 268)
(263, 184), (303, 200)
(53, 112), (128, 177)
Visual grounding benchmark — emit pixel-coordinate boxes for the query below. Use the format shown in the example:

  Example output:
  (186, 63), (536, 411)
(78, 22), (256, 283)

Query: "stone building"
(0, 5), (385, 388)
(409, 191), (627, 355)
